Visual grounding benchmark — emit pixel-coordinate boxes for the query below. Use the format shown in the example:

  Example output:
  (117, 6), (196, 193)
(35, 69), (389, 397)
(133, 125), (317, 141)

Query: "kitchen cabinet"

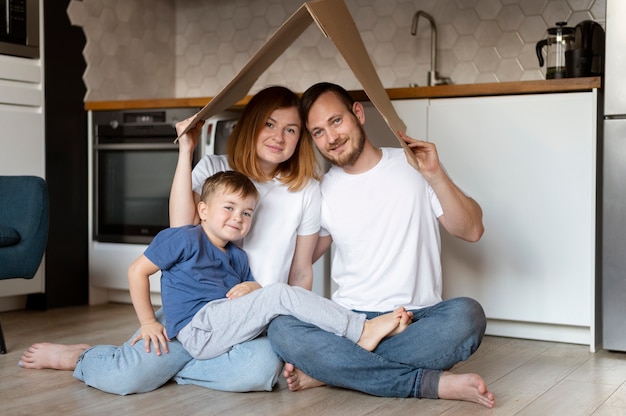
(427, 92), (598, 349)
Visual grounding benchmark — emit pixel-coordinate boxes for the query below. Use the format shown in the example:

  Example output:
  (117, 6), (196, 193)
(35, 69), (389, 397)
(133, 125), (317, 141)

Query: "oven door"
(95, 143), (182, 244)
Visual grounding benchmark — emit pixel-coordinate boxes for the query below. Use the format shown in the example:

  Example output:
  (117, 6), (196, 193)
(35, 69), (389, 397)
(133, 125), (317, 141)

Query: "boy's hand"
(227, 281), (261, 299)
(130, 320), (170, 355)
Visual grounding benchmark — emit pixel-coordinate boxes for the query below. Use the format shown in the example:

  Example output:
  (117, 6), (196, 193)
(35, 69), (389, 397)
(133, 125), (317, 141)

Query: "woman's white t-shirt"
(320, 147), (444, 312)
(192, 154), (321, 287)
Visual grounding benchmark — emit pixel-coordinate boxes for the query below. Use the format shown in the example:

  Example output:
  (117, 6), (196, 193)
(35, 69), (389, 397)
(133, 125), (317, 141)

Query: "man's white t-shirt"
(192, 154), (321, 287)
(320, 147), (444, 312)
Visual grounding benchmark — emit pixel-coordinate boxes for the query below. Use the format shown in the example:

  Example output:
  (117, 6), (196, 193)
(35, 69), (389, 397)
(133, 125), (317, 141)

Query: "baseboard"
(487, 318), (592, 350)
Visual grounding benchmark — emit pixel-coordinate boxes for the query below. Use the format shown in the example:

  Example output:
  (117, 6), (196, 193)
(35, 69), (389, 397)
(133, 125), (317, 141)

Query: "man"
(267, 82), (495, 409)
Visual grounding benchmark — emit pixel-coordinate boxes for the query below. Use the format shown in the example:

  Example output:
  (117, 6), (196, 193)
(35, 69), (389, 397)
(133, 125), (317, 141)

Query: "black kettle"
(565, 20), (605, 77)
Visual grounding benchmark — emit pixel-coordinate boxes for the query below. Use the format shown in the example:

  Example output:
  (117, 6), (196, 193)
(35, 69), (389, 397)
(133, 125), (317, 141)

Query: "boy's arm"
(128, 254), (170, 355)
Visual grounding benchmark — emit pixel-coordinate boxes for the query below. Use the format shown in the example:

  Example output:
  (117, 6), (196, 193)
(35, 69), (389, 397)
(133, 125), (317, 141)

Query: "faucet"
(411, 11), (452, 86)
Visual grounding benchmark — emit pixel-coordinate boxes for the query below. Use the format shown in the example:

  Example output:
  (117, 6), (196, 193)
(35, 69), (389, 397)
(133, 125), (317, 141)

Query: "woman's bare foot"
(357, 306), (409, 351)
(283, 362), (326, 391)
(438, 371), (495, 408)
(18, 343), (91, 370)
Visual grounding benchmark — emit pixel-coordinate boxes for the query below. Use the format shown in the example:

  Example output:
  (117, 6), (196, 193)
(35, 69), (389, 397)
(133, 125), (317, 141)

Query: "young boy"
(129, 171), (411, 360)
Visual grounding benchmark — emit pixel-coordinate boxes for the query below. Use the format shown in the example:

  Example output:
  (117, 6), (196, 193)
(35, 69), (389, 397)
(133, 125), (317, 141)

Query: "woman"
(170, 85), (320, 290)
(18, 86), (322, 395)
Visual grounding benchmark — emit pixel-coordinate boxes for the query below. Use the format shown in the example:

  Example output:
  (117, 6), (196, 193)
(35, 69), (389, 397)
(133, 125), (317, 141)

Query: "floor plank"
(2, 303), (626, 415)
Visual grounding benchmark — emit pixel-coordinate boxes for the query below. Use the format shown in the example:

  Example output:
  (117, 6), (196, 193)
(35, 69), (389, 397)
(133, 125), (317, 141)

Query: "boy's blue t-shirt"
(144, 224), (254, 338)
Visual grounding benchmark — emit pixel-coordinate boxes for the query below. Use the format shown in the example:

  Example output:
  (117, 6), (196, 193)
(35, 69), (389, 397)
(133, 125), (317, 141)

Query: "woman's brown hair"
(226, 86), (319, 191)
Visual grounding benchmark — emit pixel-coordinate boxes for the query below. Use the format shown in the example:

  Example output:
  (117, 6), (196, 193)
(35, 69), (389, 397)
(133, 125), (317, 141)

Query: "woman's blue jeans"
(267, 297), (486, 398)
(72, 309), (282, 395)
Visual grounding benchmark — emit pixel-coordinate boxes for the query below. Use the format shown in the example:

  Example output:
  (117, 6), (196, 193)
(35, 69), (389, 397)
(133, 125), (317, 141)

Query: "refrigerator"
(603, 0), (626, 351)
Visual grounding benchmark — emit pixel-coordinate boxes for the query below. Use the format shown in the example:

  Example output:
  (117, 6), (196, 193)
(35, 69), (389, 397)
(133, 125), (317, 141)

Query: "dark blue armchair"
(0, 176), (49, 354)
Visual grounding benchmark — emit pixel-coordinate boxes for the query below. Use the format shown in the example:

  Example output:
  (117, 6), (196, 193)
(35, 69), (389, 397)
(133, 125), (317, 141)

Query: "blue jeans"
(73, 309), (282, 395)
(267, 297), (486, 398)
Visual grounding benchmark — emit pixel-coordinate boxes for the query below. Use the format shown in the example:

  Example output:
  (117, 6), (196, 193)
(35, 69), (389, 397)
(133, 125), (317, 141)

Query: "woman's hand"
(175, 117), (205, 154)
(227, 281), (262, 299)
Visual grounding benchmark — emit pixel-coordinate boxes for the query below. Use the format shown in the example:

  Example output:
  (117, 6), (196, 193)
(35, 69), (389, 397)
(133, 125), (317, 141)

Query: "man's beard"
(322, 125), (366, 168)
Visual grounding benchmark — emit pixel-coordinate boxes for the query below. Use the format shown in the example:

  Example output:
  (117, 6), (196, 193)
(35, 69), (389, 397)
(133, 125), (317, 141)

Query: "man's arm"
(399, 131), (484, 242)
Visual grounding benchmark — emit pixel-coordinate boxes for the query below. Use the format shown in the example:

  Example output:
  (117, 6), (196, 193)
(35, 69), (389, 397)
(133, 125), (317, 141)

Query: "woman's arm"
(287, 233), (319, 290)
(313, 235), (332, 263)
(170, 119), (204, 227)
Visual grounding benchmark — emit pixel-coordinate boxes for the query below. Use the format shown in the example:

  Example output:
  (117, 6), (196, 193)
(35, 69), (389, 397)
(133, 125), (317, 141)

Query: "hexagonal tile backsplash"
(67, 0), (606, 102)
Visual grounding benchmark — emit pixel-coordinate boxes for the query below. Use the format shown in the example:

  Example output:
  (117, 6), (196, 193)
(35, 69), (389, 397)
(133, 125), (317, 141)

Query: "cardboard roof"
(178, 0), (408, 150)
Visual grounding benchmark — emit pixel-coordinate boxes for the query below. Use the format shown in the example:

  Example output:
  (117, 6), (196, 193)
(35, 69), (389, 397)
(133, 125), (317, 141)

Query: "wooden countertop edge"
(85, 77), (602, 111)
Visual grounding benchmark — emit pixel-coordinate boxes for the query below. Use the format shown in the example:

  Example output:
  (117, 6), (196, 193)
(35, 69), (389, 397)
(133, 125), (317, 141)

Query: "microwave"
(202, 111), (241, 156)
(0, 0), (39, 59)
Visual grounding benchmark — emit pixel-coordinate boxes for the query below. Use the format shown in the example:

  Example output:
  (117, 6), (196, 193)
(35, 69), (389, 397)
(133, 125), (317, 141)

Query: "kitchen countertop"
(85, 77), (602, 111)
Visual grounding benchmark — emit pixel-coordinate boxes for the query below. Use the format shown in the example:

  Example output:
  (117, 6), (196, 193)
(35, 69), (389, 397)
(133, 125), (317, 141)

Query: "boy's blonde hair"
(200, 171), (259, 203)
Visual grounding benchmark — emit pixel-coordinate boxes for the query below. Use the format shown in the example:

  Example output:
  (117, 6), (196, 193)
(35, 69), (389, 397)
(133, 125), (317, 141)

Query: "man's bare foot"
(357, 306), (408, 351)
(18, 343), (91, 370)
(438, 371), (495, 408)
(283, 362), (326, 391)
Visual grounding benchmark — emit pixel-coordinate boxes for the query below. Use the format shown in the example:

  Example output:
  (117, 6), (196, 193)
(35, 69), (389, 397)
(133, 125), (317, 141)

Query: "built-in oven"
(93, 108), (203, 244)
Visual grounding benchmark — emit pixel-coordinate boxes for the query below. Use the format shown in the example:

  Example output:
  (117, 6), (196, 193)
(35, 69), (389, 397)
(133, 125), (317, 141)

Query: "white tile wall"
(67, 0), (606, 101)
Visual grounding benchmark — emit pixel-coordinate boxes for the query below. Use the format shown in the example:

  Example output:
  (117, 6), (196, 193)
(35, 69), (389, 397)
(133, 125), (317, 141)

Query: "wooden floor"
(2, 303), (626, 415)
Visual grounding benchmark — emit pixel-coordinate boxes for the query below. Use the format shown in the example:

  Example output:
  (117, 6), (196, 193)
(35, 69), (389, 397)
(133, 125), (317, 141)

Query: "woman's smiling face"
(255, 106), (302, 175)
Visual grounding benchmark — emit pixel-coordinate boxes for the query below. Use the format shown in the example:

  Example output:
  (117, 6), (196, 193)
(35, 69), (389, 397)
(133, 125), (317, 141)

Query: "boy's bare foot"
(389, 309), (413, 337)
(438, 371), (495, 408)
(357, 306), (408, 351)
(18, 343), (91, 370)
(283, 362), (326, 391)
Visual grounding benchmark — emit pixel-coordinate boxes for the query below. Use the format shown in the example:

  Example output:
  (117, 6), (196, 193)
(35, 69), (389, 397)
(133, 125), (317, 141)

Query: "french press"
(536, 22), (575, 79)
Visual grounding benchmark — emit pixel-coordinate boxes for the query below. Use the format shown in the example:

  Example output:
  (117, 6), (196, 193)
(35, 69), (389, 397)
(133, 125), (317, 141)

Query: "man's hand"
(398, 131), (442, 181)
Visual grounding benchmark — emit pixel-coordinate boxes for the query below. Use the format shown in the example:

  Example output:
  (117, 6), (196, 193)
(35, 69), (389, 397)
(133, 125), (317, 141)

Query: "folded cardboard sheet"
(179, 0), (408, 151)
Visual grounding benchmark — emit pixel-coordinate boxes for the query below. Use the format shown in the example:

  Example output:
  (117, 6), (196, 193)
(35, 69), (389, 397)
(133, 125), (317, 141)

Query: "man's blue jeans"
(267, 297), (486, 398)
(72, 309), (283, 395)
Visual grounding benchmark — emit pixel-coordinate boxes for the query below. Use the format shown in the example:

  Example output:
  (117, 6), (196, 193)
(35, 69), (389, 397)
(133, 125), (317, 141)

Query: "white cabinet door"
(428, 93), (597, 345)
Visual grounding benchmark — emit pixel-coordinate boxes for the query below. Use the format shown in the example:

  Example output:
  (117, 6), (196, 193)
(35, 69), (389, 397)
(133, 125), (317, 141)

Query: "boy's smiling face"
(198, 188), (257, 250)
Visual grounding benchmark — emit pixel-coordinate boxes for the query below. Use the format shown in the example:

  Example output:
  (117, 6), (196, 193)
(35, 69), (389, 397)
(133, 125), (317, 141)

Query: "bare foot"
(283, 362), (326, 391)
(438, 371), (495, 408)
(389, 309), (413, 337)
(357, 306), (407, 351)
(18, 343), (91, 370)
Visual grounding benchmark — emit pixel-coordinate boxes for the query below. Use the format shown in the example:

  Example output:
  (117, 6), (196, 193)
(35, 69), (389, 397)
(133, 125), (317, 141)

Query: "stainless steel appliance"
(93, 108), (201, 244)
(603, 0), (626, 351)
(202, 110), (240, 156)
(0, 0), (39, 58)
